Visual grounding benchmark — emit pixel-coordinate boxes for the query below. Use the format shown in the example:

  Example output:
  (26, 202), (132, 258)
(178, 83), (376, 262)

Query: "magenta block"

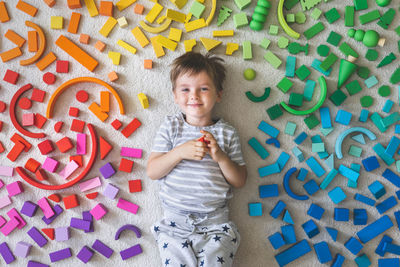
(0, 216), (6, 228)
(14, 241), (32, 258)
(7, 208), (26, 229)
(76, 133), (86, 155)
(120, 147), (143, 158)
(103, 183), (119, 199)
(55, 227), (70, 241)
(77, 246), (94, 263)
(6, 181), (24, 196)
(90, 203), (108, 220)
(42, 157), (59, 173)
(37, 197), (55, 219)
(117, 198), (139, 214)
(42, 204), (63, 225)
(0, 218), (19, 236)
(21, 201), (39, 217)
(0, 179), (4, 188)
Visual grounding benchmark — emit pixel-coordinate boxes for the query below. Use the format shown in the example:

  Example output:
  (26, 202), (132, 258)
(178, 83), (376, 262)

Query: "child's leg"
(156, 232), (197, 267)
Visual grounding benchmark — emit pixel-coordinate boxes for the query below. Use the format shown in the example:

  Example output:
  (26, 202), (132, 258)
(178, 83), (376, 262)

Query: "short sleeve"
(227, 129), (245, 166)
(152, 117), (174, 153)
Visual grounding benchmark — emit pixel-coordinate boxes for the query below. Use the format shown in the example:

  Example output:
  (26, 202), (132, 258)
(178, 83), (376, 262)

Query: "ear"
(216, 90), (223, 103)
(173, 90), (178, 103)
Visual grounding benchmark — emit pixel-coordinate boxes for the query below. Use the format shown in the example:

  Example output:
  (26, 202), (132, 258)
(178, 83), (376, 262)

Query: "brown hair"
(170, 52), (226, 92)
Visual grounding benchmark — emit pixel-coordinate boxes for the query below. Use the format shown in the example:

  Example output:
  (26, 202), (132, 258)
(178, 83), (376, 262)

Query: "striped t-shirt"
(152, 113), (245, 214)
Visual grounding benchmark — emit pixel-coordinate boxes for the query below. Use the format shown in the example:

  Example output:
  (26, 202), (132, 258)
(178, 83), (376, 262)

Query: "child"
(147, 52), (247, 267)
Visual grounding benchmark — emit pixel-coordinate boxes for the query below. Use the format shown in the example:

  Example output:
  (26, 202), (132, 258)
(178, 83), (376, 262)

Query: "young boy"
(147, 52), (247, 266)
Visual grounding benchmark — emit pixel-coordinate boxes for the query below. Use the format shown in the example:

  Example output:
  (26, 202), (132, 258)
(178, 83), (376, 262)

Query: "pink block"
(42, 157), (59, 173)
(120, 147), (143, 158)
(22, 113), (35, 126)
(79, 177), (101, 192)
(117, 198), (139, 214)
(0, 217), (19, 236)
(0, 166), (13, 176)
(7, 208), (26, 229)
(89, 203), (108, 220)
(37, 197), (55, 219)
(76, 133), (86, 155)
(6, 181), (24, 196)
(0, 179), (4, 188)
(0, 215), (6, 228)
(59, 160), (79, 180)
(0, 195), (12, 209)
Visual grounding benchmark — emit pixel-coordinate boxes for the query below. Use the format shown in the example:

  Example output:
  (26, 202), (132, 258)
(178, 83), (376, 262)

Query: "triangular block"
(326, 227), (338, 242)
(337, 59), (357, 89)
(325, 154), (334, 170)
(352, 134), (366, 144)
(86, 192), (98, 199)
(70, 155), (83, 167)
(42, 228), (55, 240)
(283, 210), (294, 224)
(200, 37), (222, 51)
(99, 136), (113, 160)
(48, 194), (61, 202)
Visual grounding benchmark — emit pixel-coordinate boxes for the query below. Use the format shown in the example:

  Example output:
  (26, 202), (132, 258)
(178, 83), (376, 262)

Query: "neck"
(185, 115), (213, 126)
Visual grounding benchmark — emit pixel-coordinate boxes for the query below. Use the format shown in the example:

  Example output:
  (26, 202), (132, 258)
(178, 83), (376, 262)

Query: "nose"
(190, 91), (199, 100)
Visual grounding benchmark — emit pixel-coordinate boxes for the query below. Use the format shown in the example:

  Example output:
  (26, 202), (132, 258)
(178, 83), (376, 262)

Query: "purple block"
(99, 162), (116, 179)
(42, 204), (63, 225)
(21, 201), (39, 217)
(55, 227), (70, 241)
(27, 260), (49, 267)
(49, 247), (72, 262)
(70, 218), (92, 231)
(92, 239), (114, 258)
(14, 241), (32, 258)
(120, 244), (143, 260)
(103, 183), (119, 199)
(27, 226), (48, 248)
(77, 246), (94, 263)
(0, 242), (15, 264)
(82, 211), (94, 233)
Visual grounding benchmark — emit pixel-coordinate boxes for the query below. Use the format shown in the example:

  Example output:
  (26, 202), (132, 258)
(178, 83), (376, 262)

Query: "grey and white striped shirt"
(152, 113), (245, 214)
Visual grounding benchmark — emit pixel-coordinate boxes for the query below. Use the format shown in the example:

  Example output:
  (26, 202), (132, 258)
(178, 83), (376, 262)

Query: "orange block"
(5, 29), (26, 47)
(55, 35), (98, 72)
(108, 71), (118, 82)
(99, 136), (112, 159)
(28, 31), (38, 52)
(88, 102), (108, 121)
(43, 0), (56, 7)
(94, 40), (106, 52)
(143, 59), (152, 69)
(100, 91), (110, 112)
(67, 0), (82, 9)
(67, 12), (81, 34)
(134, 4), (144, 15)
(16, 0), (38, 17)
(35, 52), (56, 71)
(99, 1), (113, 16)
(79, 33), (90, 44)
(0, 47), (22, 62)
(0, 1), (10, 22)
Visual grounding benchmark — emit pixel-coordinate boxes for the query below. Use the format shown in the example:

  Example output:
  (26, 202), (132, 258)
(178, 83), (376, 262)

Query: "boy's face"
(173, 70), (222, 126)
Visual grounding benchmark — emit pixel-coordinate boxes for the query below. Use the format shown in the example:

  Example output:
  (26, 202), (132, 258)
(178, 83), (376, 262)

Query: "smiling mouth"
(187, 104), (202, 107)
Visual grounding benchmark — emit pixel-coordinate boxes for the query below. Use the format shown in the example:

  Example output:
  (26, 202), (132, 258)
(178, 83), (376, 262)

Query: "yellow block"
(197, 0), (204, 3)
(108, 51), (121, 65)
(166, 9), (186, 23)
(145, 2), (163, 24)
(168, 27), (182, 42)
(116, 0), (136, 11)
(99, 17), (117, 37)
(184, 18), (206, 32)
(170, 0), (187, 9)
(100, 91), (110, 112)
(137, 93), (149, 109)
(83, 0), (99, 17)
(212, 30), (234, 37)
(89, 102), (108, 121)
(150, 36), (165, 58)
(156, 15), (167, 24)
(185, 12), (192, 23)
(226, 43), (239, 55)
(117, 17), (128, 28)
(51, 16), (63, 29)
(184, 39), (196, 52)
(156, 35), (177, 51)
(117, 40), (137, 54)
(200, 37), (221, 51)
(131, 26), (149, 47)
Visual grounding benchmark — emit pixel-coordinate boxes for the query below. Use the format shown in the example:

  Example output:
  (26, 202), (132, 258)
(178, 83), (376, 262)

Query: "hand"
(176, 139), (207, 161)
(200, 130), (227, 162)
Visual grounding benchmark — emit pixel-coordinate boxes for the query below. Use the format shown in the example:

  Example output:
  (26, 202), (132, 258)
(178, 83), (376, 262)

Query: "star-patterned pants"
(151, 207), (240, 267)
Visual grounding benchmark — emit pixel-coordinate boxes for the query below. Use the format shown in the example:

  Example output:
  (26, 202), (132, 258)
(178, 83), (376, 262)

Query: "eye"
(201, 87), (208, 91)
(181, 88), (189, 92)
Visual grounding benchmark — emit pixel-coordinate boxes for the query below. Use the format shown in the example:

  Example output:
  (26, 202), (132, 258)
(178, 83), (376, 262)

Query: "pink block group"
(0, 217), (19, 236)
(0, 179), (4, 189)
(117, 198), (139, 214)
(0, 195), (12, 209)
(6, 181), (24, 196)
(22, 113), (35, 126)
(0, 166), (13, 176)
(0, 215), (6, 227)
(7, 208), (26, 229)
(42, 157), (59, 173)
(76, 133), (86, 155)
(79, 177), (101, 192)
(89, 203), (108, 220)
(37, 197), (55, 219)
(120, 147), (143, 158)
(59, 160), (79, 180)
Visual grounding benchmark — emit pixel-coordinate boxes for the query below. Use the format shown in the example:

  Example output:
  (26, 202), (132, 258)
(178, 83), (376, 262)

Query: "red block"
(119, 158), (134, 173)
(34, 113), (47, 129)
(25, 158), (41, 172)
(56, 137), (73, 153)
(121, 118), (141, 138)
(0, 101), (6, 113)
(69, 155), (83, 167)
(18, 97), (32, 110)
(43, 72), (56, 85)
(7, 142), (25, 162)
(76, 90), (89, 103)
(0, 121), (2, 132)
(42, 228), (55, 240)
(69, 107), (79, 117)
(111, 119), (122, 130)
(86, 192), (98, 199)
(70, 119), (85, 133)
(3, 69), (19, 84)
(48, 193), (61, 202)
(38, 139), (54, 155)
(35, 169), (48, 181)
(56, 60), (69, 73)
(54, 121), (63, 133)
(31, 88), (46, 102)
(129, 179), (142, 193)
(0, 141), (4, 153)
(63, 194), (79, 209)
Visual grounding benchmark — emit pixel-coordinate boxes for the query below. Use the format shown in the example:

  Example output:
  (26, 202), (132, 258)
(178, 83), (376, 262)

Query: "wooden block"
(150, 36), (165, 58)
(0, 140), (4, 153)
(55, 137), (74, 153)
(16, 0), (38, 17)
(79, 33), (90, 44)
(67, 0), (82, 9)
(0, 47), (22, 63)
(69, 107), (79, 117)
(83, 0), (99, 17)
(131, 26), (149, 48)
(137, 93), (149, 108)
(0, 1), (10, 22)
(56, 60), (69, 73)
(111, 119), (122, 130)
(99, 17), (117, 37)
(50, 16), (63, 29)
(145, 2), (163, 23)
(117, 17), (128, 28)
(100, 91), (110, 112)
(116, 40), (136, 54)
(116, 0), (135, 11)
(35, 169), (48, 181)
(5, 29), (26, 47)
(34, 113), (47, 129)
(134, 4), (144, 14)
(28, 31), (38, 52)
(143, 59), (152, 69)
(108, 71), (118, 82)
(89, 102), (108, 121)
(156, 35), (177, 51)
(25, 158), (40, 173)
(121, 118), (141, 138)
(108, 51), (121, 65)
(22, 113), (35, 126)
(99, 1), (113, 16)
(43, 0), (56, 7)
(35, 52), (56, 71)
(94, 40), (106, 51)
(3, 69), (19, 84)
(31, 88), (46, 102)
(67, 12), (81, 34)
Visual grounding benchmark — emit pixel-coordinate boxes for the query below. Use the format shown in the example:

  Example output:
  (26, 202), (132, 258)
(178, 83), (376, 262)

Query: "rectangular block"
(70, 217), (91, 231)
(59, 160), (79, 180)
(258, 121), (279, 138)
(120, 147), (142, 158)
(117, 198), (139, 214)
(49, 248), (72, 262)
(37, 197), (55, 219)
(0, 242), (15, 264)
(76, 133), (86, 155)
(27, 227), (48, 247)
(306, 157), (326, 178)
(274, 240), (311, 267)
(79, 177), (101, 192)
(42, 204), (63, 225)
(357, 215), (393, 243)
(92, 240), (113, 258)
(0, 166), (13, 177)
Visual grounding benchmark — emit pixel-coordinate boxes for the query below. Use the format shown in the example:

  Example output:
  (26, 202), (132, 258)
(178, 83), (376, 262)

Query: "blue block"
(382, 168), (400, 187)
(265, 137), (281, 148)
(314, 241), (332, 263)
(268, 232), (285, 249)
(258, 162), (280, 177)
(285, 56), (296, 77)
(354, 209), (368, 225)
(332, 254), (345, 267)
(338, 164), (359, 182)
(335, 109), (352, 125)
(283, 210), (294, 224)
(374, 143), (395, 165)
(248, 203), (262, 216)
(319, 107), (332, 128)
(307, 203), (325, 220)
(281, 224), (296, 244)
(351, 163), (361, 172)
(304, 79), (316, 101)
(383, 243), (400, 255)
(277, 151), (290, 169)
(395, 211), (400, 230)
(395, 124), (400, 134)
(357, 215), (394, 243)
(383, 99), (394, 113)
(334, 208), (349, 221)
(344, 237), (363, 255)
(359, 109), (369, 122)
(274, 239), (311, 267)
(258, 121), (279, 138)
(306, 157), (326, 178)
(385, 136), (400, 157)
(310, 134), (322, 143)
(294, 131), (308, 145)
(375, 235), (392, 256)
(362, 156), (380, 172)
(354, 193), (376, 206)
(378, 258), (400, 267)
(328, 187), (347, 204)
(270, 200), (286, 219)
(354, 254), (371, 267)
(292, 146), (304, 162)
(248, 137), (269, 160)
(368, 180), (386, 199)
(259, 184), (279, 198)
(326, 227), (338, 242)
(303, 179), (320, 196)
(302, 219), (319, 238)
(311, 59), (332, 76)
(297, 168), (308, 181)
(317, 151), (329, 159)
(376, 196), (398, 214)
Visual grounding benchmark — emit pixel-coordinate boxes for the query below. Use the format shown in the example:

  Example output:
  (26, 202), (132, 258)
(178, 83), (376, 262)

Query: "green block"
(324, 8), (340, 24)
(357, 66), (370, 79)
(345, 80), (362, 95)
(264, 51), (282, 69)
(395, 26), (400, 36)
(329, 90), (347, 106)
(285, 121), (297, 135)
(260, 38), (271, 49)
(378, 85), (391, 97)
(304, 114), (320, 130)
(360, 95), (374, 107)
(277, 77), (293, 93)
(277, 37), (289, 48)
(379, 8), (395, 26)
(295, 12), (306, 24)
(289, 93), (304, 106)
(284, 0), (299, 10)
(317, 45), (330, 57)
(312, 143), (325, 153)
(242, 41), (252, 60)
(398, 40), (400, 53)
(320, 53), (338, 71)
(359, 9), (381, 25)
(349, 145), (362, 157)
(286, 14), (295, 22)
(304, 22), (325, 40)
(327, 31), (342, 46)
(234, 0), (251, 10)
(310, 8), (322, 20)
(354, 0), (368, 11)
(370, 112), (387, 132)
(190, 1), (206, 18)
(233, 12), (249, 28)
(377, 20), (388, 29)
(320, 127), (334, 136)
(295, 65), (311, 81)
(365, 49), (378, 61)
(390, 68), (400, 84)
(339, 42), (359, 58)
(217, 6), (232, 26)
(345, 6), (355, 27)
(267, 104), (283, 120)
(269, 24), (279, 35)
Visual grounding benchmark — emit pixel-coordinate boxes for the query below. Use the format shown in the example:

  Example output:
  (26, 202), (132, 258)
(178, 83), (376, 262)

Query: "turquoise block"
(304, 80), (316, 101)
(328, 187), (347, 204)
(286, 56), (296, 77)
(306, 157), (326, 178)
(248, 137), (269, 159)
